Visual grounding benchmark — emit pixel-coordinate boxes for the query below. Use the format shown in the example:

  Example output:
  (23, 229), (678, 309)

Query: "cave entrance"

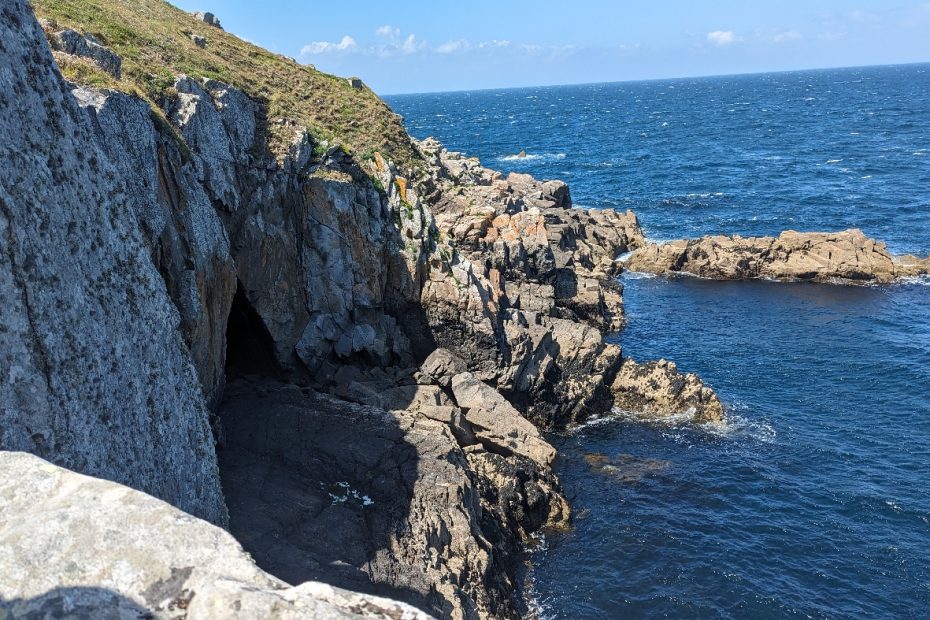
(224, 281), (281, 380)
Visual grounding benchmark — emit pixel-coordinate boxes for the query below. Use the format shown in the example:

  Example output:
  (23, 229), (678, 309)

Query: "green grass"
(33, 0), (419, 167)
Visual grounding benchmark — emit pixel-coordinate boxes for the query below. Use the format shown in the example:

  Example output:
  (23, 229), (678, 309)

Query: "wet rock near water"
(610, 358), (724, 424)
(626, 229), (930, 284)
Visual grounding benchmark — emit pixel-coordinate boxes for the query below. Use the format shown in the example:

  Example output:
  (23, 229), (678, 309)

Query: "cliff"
(0, 1), (722, 618)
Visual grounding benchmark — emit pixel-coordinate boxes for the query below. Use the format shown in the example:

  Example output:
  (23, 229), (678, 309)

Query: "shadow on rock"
(217, 378), (440, 611)
(1, 588), (154, 619)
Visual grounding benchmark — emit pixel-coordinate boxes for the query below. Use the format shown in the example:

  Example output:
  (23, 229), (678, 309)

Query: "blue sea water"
(385, 64), (930, 619)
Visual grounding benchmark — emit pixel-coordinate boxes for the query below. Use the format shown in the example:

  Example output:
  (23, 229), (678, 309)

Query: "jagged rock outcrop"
(218, 361), (568, 620)
(1, 1), (729, 617)
(0, 452), (430, 619)
(626, 229), (930, 284)
(0, 0), (225, 524)
(42, 21), (122, 78)
(193, 11), (223, 29)
(398, 139), (648, 427)
(611, 359), (724, 424)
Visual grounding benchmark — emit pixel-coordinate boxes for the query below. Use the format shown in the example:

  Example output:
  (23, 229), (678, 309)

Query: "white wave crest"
(898, 274), (930, 286)
(608, 405), (777, 443)
(498, 152), (567, 162)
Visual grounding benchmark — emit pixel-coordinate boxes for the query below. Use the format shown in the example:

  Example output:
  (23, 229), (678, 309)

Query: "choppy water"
(386, 65), (930, 618)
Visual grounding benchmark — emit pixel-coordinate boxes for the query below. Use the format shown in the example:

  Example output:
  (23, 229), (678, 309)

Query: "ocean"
(385, 64), (930, 619)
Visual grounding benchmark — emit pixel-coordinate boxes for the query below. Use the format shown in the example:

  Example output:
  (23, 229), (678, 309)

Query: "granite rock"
(626, 229), (930, 284)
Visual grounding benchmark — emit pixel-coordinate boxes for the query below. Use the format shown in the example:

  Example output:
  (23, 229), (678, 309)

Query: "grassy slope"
(32, 0), (418, 166)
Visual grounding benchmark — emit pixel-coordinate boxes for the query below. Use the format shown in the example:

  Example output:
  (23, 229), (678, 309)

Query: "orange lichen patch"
(395, 177), (408, 200)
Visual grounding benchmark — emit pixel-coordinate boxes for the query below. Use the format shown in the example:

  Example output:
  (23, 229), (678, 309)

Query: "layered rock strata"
(626, 229), (930, 284)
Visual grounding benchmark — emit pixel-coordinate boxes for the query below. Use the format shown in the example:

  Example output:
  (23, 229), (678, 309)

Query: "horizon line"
(380, 60), (930, 98)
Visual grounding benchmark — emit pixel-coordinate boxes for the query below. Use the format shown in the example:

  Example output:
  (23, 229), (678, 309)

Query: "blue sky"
(171, 1), (930, 94)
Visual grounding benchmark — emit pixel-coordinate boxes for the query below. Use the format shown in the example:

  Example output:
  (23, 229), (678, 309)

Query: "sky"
(170, 1), (930, 94)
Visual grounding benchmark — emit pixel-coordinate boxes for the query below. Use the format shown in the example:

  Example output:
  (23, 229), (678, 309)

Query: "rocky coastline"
(3, 2), (917, 617)
(625, 229), (930, 285)
(0, 2), (724, 618)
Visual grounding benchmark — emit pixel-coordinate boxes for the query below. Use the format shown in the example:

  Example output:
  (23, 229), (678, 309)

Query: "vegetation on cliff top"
(32, 0), (418, 165)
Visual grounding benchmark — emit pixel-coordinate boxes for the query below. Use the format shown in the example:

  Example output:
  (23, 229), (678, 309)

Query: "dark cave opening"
(224, 281), (282, 380)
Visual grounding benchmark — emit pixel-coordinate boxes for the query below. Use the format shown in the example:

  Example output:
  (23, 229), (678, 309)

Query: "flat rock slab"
(0, 451), (430, 619)
(217, 378), (501, 619)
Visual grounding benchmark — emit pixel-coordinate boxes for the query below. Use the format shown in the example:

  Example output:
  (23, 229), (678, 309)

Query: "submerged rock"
(584, 453), (671, 483)
(626, 229), (930, 284)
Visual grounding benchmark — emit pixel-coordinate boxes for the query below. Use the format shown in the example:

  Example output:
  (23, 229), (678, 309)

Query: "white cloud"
(707, 30), (737, 46)
(436, 39), (471, 54)
(773, 30), (802, 43)
(300, 35), (356, 56)
(299, 30), (577, 61)
(375, 25), (400, 39)
(478, 39), (512, 49)
(401, 34), (426, 54)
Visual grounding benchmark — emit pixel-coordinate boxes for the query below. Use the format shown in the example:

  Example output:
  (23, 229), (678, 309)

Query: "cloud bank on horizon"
(171, 0), (930, 94)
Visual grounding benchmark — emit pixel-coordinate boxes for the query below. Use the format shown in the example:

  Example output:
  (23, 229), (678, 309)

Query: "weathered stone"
(193, 11), (223, 29)
(47, 27), (122, 78)
(0, 1), (225, 524)
(409, 138), (652, 427)
(0, 452), (429, 619)
(218, 379), (561, 619)
(450, 372), (557, 467)
(74, 85), (237, 409)
(626, 229), (930, 284)
(418, 348), (469, 387)
(610, 358), (724, 424)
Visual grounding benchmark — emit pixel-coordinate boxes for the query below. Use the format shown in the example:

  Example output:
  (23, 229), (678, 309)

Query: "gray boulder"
(48, 28), (122, 78)
(0, 452), (431, 619)
(193, 11), (223, 30)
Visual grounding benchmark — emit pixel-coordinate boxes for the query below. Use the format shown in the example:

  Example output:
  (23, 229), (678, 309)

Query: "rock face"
(626, 229), (930, 284)
(0, 0), (225, 525)
(409, 138), (648, 427)
(0, 1), (729, 618)
(0, 452), (430, 620)
(218, 363), (568, 620)
(44, 25), (122, 78)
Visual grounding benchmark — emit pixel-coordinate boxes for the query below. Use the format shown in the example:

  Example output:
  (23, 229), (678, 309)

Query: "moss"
(33, 0), (417, 166)
(400, 200), (414, 221)
(370, 176), (386, 199)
